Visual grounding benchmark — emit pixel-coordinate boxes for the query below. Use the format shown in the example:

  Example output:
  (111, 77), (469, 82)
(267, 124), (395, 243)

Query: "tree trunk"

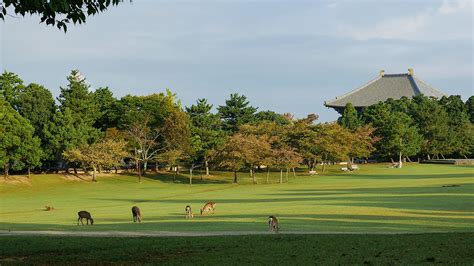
(138, 161), (142, 183)
(406, 156), (413, 163)
(427, 154), (431, 160)
(98, 166), (102, 174)
(92, 165), (97, 182)
(154, 163), (158, 173)
(205, 159), (210, 176)
(114, 166), (118, 174)
(266, 168), (270, 184)
(251, 168), (256, 184)
(440, 154), (445, 159)
(464, 154), (468, 159)
(233, 171), (238, 183)
(73, 166), (78, 174)
(28, 166), (31, 178)
(292, 168), (296, 177)
(176, 165), (180, 175)
(4, 163), (8, 178)
(286, 168), (289, 183)
(399, 151), (403, 168)
(189, 168), (193, 185)
(280, 169), (283, 184)
(143, 161), (147, 174)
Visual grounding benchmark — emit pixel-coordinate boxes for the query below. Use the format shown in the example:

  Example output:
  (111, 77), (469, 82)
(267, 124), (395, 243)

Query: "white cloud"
(439, 0), (473, 14)
(336, 0), (473, 41)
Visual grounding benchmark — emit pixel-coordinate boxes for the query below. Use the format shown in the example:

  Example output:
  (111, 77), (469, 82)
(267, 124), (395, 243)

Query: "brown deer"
(132, 206), (142, 222)
(268, 215), (279, 233)
(77, 211), (94, 225)
(185, 205), (193, 219)
(200, 202), (216, 215)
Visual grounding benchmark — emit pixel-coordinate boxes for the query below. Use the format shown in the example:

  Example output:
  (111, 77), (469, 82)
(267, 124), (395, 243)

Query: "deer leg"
(80, 218), (84, 225)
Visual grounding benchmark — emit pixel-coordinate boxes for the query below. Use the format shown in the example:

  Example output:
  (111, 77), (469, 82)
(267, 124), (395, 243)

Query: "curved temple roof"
(325, 69), (445, 108)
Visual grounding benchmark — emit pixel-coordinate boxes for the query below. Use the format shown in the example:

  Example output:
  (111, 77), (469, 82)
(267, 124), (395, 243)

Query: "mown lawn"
(1, 233), (473, 264)
(0, 163), (473, 232)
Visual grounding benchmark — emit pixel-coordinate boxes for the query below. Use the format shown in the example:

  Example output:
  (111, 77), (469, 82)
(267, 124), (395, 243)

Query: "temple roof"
(325, 69), (445, 108)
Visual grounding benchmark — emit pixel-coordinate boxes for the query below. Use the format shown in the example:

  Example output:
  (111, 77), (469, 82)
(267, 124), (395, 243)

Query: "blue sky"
(1, 0), (472, 121)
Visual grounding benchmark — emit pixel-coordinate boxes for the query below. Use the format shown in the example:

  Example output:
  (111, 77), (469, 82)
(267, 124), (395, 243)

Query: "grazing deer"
(268, 215), (279, 233)
(185, 205), (193, 219)
(200, 202), (216, 215)
(77, 211), (94, 225)
(132, 206), (142, 223)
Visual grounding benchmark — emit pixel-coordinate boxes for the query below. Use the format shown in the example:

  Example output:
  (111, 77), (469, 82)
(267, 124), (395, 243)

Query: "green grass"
(1, 163), (473, 232)
(1, 233), (473, 264)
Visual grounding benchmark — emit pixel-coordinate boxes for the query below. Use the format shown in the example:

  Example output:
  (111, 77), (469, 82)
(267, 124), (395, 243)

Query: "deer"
(200, 202), (216, 215)
(132, 206), (142, 223)
(268, 215), (279, 233)
(77, 211), (94, 225)
(185, 205), (193, 219)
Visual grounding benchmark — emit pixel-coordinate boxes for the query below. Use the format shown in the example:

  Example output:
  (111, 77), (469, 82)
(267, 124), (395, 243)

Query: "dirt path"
(0, 230), (435, 237)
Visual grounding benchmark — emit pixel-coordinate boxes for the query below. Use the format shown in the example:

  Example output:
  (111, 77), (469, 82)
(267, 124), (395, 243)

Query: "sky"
(1, 0), (473, 121)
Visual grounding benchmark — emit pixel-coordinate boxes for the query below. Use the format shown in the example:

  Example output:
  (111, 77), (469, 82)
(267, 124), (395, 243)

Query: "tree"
(58, 70), (98, 125)
(0, 71), (24, 104)
(1, 0), (126, 32)
(213, 133), (270, 184)
(285, 115), (321, 172)
(14, 83), (56, 162)
(348, 125), (379, 163)
(186, 98), (224, 176)
(339, 103), (362, 130)
(126, 115), (166, 182)
(270, 147), (302, 183)
(409, 95), (450, 159)
(439, 95), (474, 158)
(466, 96), (474, 124)
(363, 102), (422, 165)
(0, 98), (41, 177)
(255, 110), (291, 125)
(217, 93), (257, 132)
(63, 138), (128, 182)
(92, 87), (119, 131)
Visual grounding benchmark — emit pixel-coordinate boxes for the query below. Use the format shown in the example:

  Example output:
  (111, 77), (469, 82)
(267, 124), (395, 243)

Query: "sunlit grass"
(1, 163), (473, 232)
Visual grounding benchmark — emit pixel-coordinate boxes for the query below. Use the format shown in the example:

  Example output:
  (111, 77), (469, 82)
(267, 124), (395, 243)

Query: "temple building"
(324, 69), (445, 114)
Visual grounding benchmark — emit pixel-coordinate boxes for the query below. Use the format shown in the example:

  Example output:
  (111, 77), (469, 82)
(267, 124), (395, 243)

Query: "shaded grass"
(0, 163), (473, 233)
(0, 233), (473, 264)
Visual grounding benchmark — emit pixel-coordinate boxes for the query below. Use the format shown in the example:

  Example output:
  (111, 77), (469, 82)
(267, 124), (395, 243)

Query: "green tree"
(466, 96), (474, 124)
(285, 114), (320, 172)
(339, 103), (362, 130)
(409, 95), (450, 159)
(186, 99), (225, 175)
(217, 93), (257, 132)
(58, 70), (99, 125)
(1, 0), (126, 32)
(15, 83), (56, 162)
(439, 95), (473, 158)
(363, 102), (422, 164)
(0, 71), (24, 104)
(0, 98), (41, 177)
(92, 87), (119, 131)
(255, 110), (290, 125)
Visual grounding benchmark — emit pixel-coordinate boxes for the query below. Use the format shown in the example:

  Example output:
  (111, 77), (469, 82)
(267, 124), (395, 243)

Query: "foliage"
(339, 103), (362, 130)
(255, 110), (291, 125)
(217, 93), (257, 132)
(0, 71), (24, 104)
(0, 98), (41, 176)
(63, 137), (128, 181)
(186, 98), (225, 174)
(1, 0), (126, 32)
(92, 87), (119, 131)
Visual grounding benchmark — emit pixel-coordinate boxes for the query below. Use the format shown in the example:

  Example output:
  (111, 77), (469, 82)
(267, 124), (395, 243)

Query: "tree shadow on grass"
(141, 172), (230, 185)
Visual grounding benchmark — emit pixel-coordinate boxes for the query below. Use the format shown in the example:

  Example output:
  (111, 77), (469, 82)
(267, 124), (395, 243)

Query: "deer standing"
(268, 215), (279, 233)
(77, 211), (94, 225)
(132, 206), (142, 222)
(185, 205), (193, 219)
(200, 202), (216, 215)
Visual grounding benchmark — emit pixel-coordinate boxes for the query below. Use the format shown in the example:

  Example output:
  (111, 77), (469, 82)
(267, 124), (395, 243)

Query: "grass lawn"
(1, 163), (473, 233)
(1, 233), (473, 264)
